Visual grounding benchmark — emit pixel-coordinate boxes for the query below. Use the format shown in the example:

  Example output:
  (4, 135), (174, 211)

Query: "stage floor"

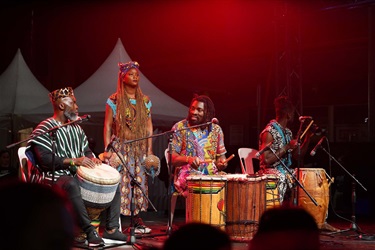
(73, 211), (375, 250)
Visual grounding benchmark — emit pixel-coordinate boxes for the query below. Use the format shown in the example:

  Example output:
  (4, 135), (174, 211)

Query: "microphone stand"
(106, 140), (157, 248)
(318, 146), (370, 238)
(294, 121), (304, 206)
(269, 147), (319, 207)
(166, 134), (174, 235)
(294, 119), (315, 206)
(6, 117), (90, 185)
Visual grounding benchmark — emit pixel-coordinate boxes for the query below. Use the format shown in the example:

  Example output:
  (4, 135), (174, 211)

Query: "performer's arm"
(215, 154), (228, 171)
(146, 115), (153, 156)
(260, 132), (295, 165)
(103, 104), (114, 150)
(32, 144), (70, 171)
(291, 129), (313, 160)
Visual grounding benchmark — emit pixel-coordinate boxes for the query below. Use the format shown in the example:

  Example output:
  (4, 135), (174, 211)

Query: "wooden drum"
(225, 174), (267, 241)
(186, 175), (227, 230)
(294, 168), (330, 228)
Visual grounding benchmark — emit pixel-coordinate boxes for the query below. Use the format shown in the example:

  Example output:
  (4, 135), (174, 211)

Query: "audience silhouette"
(163, 222), (232, 250)
(0, 181), (75, 250)
(249, 206), (320, 250)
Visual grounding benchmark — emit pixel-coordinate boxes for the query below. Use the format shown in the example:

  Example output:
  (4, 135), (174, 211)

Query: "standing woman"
(103, 61), (153, 234)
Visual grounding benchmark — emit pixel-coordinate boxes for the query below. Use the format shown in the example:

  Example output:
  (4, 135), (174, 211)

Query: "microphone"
(310, 136), (326, 156)
(211, 118), (219, 124)
(299, 116), (313, 122)
(77, 114), (91, 121)
(255, 141), (273, 158)
(184, 117), (220, 131)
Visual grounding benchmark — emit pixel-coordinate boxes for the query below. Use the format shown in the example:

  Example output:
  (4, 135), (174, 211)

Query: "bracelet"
(70, 159), (75, 166)
(69, 165), (77, 172)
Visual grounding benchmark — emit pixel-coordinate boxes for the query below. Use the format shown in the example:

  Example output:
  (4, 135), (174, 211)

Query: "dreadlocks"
(115, 70), (150, 160)
(191, 95), (216, 123)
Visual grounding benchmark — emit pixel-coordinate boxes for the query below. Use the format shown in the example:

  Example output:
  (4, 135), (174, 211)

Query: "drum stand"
(269, 148), (319, 207)
(317, 147), (372, 239)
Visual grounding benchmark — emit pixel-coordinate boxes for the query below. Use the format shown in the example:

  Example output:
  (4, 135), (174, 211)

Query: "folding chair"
(238, 148), (259, 174)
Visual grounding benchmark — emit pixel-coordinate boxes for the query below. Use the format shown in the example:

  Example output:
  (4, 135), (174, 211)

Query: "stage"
(72, 211), (375, 250)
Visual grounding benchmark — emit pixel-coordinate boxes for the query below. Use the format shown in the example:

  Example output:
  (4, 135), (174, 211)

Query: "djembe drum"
(225, 174), (267, 241)
(75, 163), (121, 234)
(186, 175), (227, 231)
(294, 168), (330, 228)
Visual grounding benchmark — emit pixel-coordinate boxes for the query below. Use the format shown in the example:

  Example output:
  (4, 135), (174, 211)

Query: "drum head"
(77, 163), (120, 185)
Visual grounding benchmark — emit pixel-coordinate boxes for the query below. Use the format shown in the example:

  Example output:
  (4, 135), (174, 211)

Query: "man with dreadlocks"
(170, 95), (228, 197)
(103, 61), (153, 234)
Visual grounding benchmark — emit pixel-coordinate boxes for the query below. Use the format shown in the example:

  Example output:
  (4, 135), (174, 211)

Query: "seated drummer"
(28, 87), (126, 247)
(258, 96), (312, 204)
(170, 95), (229, 197)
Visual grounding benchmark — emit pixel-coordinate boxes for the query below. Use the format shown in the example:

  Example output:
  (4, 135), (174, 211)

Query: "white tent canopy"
(0, 41), (188, 153)
(74, 38), (188, 127)
(0, 49), (51, 149)
(0, 49), (50, 115)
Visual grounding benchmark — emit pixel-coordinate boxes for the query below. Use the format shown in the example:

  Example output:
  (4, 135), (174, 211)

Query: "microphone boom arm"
(269, 147), (319, 206)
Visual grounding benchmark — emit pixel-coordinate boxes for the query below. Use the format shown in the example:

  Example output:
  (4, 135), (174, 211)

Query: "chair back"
(238, 148), (259, 174)
(17, 146), (44, 183)
(165, 148), (169, 165)
(165, 148), (173, 175)
(18, 146), (28, 182)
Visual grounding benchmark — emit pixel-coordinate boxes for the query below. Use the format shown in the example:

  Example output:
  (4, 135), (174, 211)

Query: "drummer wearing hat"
(28, 87), (127, 247)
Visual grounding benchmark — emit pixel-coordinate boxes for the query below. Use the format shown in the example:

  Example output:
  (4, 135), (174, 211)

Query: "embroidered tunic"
(171, 119), (226, 197)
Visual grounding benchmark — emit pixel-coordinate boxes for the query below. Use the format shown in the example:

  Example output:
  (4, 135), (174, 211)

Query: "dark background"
(1, 0), (374, 218)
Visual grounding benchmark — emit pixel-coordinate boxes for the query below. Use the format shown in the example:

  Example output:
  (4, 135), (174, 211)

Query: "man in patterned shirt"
(28, 87), (126, 247)
(170, 95), (228, 197)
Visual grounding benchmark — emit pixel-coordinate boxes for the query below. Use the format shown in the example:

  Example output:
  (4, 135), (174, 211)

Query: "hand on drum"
(189, 156), (200, 170)
(102, 151), (113, 161)
(188, 157), (211, 170)
(76, 156), (101, 169)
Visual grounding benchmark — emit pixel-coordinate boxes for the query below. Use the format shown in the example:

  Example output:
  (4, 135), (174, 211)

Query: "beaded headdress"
(49, 87), (74, 102)
(118, 61), (140, 76)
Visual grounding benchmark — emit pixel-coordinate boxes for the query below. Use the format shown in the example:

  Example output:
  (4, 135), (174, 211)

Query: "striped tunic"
(28, 117), (93, 183)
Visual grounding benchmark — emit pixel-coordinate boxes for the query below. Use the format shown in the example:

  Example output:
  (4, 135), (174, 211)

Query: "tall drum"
(225, 174), (267, 241)
(186, 175), (227, 230)
(294, 168), (330, 228)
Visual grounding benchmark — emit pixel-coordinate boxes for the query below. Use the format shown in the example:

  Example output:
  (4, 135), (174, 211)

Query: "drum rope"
(316, 170), (323, 186)
(199, 179), (202, 222)
(210, 179), (213, 224)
